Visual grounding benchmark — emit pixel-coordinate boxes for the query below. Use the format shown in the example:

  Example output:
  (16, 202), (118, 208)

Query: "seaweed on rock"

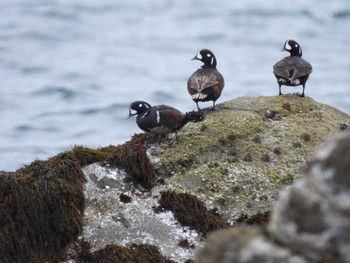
(108, 133), (158, 190)
(0, 157), (85, 263)
(155, 190), (228, 237)
(75, 241), (175, 263)
(236, 210), (271, 226)
(0, 133), (163, 261)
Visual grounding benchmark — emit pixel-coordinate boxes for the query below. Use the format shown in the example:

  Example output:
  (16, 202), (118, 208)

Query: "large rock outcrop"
(79, 95), (350, 262)
(1, 95), (349, 262)
(150, 95), (349, 223)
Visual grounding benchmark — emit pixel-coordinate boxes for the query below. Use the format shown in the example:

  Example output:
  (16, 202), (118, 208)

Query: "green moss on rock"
(150, 95), (350, 224)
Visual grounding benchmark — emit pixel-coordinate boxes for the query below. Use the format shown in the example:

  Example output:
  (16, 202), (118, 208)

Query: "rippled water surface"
(1, 0), (350, 170)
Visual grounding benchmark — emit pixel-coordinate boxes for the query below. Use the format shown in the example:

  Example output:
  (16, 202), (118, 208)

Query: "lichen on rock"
(196, 130), (350, 263)
(151, 95), (350, 224)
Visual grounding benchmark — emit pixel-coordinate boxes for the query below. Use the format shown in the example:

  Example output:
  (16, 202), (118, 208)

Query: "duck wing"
(273, 57), (312, 80)
(188, 68), (222, 93)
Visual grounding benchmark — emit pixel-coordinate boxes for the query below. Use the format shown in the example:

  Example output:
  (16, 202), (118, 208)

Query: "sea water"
(1, 0), (349, 170)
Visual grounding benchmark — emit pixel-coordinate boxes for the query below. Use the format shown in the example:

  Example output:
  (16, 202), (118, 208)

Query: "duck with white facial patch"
(128, 101), (203, 145)
(273, 39), (313, 97)
(187, 49), (225, 111)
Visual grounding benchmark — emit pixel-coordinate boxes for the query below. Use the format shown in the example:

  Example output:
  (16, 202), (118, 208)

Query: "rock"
(79, 163), (202, 262)
(1, 96), (349, 262)
(151, 95), (350, 224)
(196, 130), (350, 263)
(77, 95), (349, 262)
(196, 226), (307, 263)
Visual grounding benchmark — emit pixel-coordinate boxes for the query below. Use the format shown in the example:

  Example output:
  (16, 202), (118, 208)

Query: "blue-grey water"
(1, 0), (349, 171)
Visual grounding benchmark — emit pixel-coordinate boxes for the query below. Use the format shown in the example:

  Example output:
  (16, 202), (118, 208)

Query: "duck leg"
(212, 101), (216, 110)
(196, 101), (201, 112)
(300, 85), (305, 97)
(278, 84), (283, 96)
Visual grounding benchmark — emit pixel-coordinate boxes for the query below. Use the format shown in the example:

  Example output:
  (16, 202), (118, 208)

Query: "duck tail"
(183, 110), (204, 124)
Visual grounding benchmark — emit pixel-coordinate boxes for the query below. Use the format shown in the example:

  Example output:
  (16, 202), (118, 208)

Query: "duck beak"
(128, 109), (136, 119)
(191, 51), (202, 61)
(128, 108), (137, 119)
(280, 46), (288, 52)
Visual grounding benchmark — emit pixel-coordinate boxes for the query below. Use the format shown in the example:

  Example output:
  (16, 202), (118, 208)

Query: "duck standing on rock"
(128, 101), (203, 145)
(187, 49), (225, 111)
(273, 39), (312, 97)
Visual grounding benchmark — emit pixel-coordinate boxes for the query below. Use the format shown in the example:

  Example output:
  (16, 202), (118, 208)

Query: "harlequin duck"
(187, 49), (225, 111)
(273, 39), (312, 97)
(128, 101), (203, 145)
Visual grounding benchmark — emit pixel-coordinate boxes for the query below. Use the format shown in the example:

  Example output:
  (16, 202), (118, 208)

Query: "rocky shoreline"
(1, 95), (349, 262)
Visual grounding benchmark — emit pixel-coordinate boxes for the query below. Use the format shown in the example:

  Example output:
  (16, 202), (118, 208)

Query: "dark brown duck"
(187, 49), (225, 111)
(273, 39), (312, 97)
(128, 101), (203, 145)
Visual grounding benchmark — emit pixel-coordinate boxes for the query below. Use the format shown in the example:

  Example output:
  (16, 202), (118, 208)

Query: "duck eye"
(207, 54), (211, 57)
(295, 44), (298, 48)
(139, 103), (143, 108)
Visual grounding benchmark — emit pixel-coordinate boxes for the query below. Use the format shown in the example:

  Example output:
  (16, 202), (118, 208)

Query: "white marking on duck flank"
(156, 110), (160, 123)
